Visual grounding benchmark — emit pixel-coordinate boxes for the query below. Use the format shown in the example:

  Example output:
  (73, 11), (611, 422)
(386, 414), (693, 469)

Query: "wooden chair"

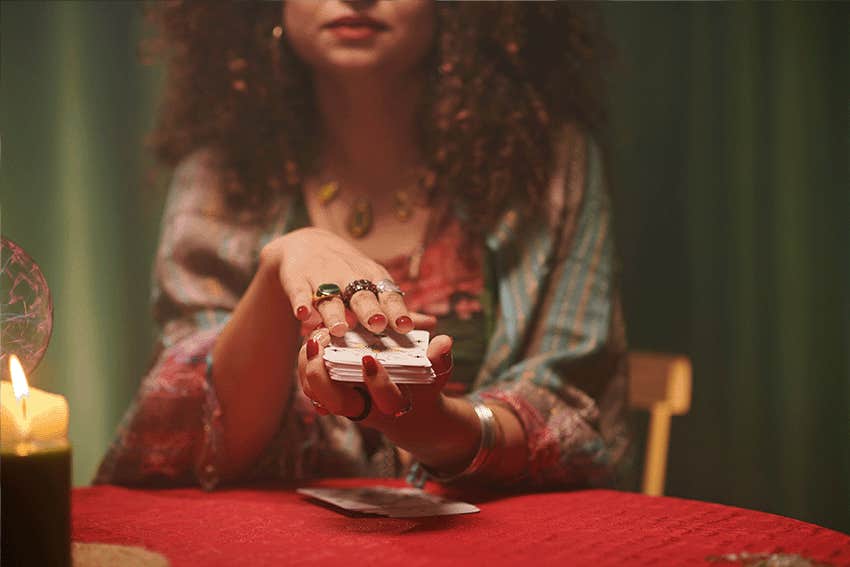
(628, 351), (692, 496)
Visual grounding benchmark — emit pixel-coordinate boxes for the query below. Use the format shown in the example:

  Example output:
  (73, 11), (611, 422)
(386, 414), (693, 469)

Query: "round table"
(72, 479), (849, 566)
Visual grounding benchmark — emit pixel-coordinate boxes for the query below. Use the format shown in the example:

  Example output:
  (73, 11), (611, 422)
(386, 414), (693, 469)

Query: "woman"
(96, 1), (628, 491)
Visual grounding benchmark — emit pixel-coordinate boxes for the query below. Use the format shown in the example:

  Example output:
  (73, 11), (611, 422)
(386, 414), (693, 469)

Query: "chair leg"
(642, 404), (671, 496)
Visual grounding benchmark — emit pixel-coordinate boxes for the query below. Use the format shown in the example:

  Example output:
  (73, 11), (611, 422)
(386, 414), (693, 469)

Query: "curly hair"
(147, 2), (610, 234)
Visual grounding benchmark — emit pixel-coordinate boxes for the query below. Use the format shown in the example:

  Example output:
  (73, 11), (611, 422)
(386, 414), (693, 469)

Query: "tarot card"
(297, 486), (479, 518)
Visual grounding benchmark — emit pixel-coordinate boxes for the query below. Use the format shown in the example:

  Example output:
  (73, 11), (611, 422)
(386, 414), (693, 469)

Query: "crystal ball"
(1, 237), (53, 382)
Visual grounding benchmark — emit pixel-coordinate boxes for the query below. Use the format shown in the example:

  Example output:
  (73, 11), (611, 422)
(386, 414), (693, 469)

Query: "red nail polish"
(306, 338), (319, 359)
(296, 305), (309, 320)
(362, 355), (378, 377)
(396, 315), (412, 328)
(368, 314), (386, 328)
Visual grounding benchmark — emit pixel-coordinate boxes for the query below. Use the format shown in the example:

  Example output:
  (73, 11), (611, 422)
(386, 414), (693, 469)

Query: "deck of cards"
(324, 329), (436, 384)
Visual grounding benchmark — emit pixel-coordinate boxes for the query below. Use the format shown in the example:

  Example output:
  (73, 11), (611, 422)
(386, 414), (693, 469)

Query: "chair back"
(628, 352), (692, 496)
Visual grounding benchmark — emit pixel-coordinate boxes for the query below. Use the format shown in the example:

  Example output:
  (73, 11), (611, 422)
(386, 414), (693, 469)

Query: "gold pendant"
(347, 197), (373, 238)
(317, 181), (339, 205)
(393, 189), (414, 222)
(408, 245), (424, 279)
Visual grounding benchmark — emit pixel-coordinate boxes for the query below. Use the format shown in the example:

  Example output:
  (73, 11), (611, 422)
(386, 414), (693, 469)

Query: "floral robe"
(95, 127), (629, 490)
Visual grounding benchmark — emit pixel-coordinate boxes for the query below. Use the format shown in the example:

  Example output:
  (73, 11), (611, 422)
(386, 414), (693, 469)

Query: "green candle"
(1, 357), (71, 567)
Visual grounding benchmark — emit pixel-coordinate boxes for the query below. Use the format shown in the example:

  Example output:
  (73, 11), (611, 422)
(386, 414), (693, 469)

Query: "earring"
(270, 25), (284, 77)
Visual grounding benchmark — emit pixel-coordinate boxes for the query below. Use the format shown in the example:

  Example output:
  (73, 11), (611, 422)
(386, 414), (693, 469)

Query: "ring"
(311, 399), (325, 410)
(434, 363), (454, 379)
(375, 279), (404, 297)
(346, 385), (372, 422)
(312, 283), (342, 307)
(393, 386), (413, 418)
(342, 279), (378, 306)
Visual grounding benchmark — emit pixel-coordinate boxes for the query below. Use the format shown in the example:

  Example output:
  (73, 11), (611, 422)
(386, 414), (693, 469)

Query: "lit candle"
(1, 355), (71, 567)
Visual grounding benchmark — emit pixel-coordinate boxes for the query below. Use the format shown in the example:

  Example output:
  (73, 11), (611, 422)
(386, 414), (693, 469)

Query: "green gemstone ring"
(313, 283), (342, 306)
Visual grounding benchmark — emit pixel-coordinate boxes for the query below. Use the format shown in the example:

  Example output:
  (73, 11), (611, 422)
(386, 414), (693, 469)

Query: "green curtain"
(604, 3), (849, 532)
(1, 2), (847, 533)
(0, 1), (162, 487)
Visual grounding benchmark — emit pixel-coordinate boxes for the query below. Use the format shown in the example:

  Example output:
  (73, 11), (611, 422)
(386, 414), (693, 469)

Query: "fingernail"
(368, 314), (386, 329)
(396, 315), (412, 329)
(330, 321), (348, 336)
(362, 355), (378, 377)
(306, 338), (319, 359)
(296, 305), (309, 320)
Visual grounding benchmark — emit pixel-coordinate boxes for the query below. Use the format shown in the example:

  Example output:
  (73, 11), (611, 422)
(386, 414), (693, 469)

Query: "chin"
(322, 50), (385, 70)
(316, 47), (412, 76)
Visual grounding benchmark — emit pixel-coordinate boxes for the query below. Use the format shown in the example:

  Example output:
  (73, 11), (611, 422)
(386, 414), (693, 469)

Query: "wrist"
(384, 395), (479, 474)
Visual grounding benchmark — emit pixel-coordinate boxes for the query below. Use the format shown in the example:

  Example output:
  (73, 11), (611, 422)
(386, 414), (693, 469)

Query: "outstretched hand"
(262, 227), (416, 336)
(297, 330), (454, 432)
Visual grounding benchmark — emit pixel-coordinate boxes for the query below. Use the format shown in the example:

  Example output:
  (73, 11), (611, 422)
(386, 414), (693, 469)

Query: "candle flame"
(9, 355), (29, 400)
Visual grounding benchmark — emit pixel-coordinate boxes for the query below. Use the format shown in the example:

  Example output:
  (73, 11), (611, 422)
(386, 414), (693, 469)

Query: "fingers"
(300, 310), (358, 339)
(362, 355), (410, 417)
(410, 312), (437, 332)
(348, 290), (388, 334)
(315, 297), (349, 337)
(298, 332), (329, 402)
(286, 265), (418, 337)
(281, 276), (314, 322)
(379, 292), (414, 334)
(309, 327), (331, 346)
(300, 335), (362, 416)
(299, 309), (325, 337)
(427, 334), (454, 388)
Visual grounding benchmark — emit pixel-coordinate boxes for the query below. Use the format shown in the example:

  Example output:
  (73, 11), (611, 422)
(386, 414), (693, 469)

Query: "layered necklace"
(315, 169), (426, 239)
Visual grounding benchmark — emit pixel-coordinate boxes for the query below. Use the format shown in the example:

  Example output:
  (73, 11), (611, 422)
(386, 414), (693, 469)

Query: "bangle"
(406, 403), (497, 487)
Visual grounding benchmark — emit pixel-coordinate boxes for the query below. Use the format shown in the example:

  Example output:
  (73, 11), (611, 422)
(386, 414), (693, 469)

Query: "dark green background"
(1, 2), (847, 533)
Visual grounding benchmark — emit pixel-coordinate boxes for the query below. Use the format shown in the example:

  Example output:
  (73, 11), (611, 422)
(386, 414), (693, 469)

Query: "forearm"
(212, 258), (299, 481)
(385, 395), (529, 484)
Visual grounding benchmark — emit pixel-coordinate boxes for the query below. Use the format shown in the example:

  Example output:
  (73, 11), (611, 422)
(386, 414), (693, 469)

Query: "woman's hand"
(298, 330), (485, 473)
(261, 227), (415, 336)
(297, 329), (454, 426)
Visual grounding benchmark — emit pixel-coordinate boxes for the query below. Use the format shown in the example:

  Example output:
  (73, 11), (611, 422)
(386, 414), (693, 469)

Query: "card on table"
(296, 486), (479, 518)
(323, 328), (435, 384)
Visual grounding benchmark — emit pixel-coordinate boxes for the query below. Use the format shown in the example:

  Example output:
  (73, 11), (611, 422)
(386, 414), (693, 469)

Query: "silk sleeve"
(476, 136), (629, 489)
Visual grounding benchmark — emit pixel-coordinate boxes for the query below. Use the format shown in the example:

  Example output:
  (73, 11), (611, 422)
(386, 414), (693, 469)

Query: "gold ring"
(312, 282), (342, 307)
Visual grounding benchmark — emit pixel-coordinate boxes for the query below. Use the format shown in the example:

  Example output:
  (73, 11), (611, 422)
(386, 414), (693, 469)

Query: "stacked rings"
(375, 279), (404, 296)
(313, 283), (342, 307)
(342, 279), (379, 306)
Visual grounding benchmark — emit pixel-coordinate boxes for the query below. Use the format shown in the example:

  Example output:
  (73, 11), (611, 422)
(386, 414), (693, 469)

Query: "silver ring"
(375, 279), (404, 296)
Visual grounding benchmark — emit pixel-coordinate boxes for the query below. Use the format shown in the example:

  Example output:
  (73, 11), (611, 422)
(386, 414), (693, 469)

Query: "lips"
(324, 15), (388, 31)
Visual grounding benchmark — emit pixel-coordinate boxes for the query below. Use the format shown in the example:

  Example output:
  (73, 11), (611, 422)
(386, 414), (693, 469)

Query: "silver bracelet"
(407, 403), (497, 487)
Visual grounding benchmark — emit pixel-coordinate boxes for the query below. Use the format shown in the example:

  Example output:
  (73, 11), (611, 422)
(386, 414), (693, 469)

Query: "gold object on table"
(73, 542), (170, 567)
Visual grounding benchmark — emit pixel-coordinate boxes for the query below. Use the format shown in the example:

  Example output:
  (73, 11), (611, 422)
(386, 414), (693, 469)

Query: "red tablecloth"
(73, 479), (849, 567)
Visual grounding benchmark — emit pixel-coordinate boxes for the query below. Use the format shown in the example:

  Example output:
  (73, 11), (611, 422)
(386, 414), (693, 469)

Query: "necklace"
(316, 175), (423, 239)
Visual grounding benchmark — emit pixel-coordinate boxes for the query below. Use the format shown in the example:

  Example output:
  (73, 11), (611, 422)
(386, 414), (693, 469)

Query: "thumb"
(427, 334), (453, 388)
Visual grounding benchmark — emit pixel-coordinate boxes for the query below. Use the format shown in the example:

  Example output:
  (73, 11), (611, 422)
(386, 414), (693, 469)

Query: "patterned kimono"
(95, 128), (629, 490)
